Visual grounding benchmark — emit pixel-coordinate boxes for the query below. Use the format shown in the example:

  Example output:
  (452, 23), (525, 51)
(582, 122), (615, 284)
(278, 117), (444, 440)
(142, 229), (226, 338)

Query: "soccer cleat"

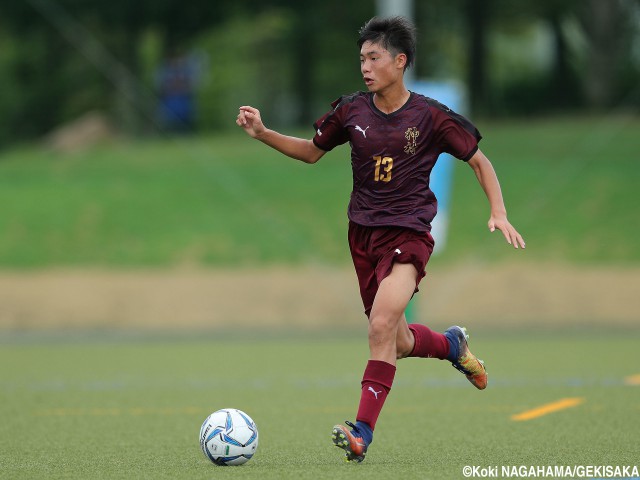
(331, 421), (368, 463)
(445, 325), (488, 390)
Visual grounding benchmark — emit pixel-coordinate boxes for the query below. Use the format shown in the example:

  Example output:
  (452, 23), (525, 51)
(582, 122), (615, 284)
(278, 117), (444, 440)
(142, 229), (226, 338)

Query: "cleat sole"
(331, 425), (366, 463)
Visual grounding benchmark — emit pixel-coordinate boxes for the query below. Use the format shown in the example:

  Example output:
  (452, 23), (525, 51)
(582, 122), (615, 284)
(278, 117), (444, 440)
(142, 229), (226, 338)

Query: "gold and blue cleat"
(445, 326), (488, 390)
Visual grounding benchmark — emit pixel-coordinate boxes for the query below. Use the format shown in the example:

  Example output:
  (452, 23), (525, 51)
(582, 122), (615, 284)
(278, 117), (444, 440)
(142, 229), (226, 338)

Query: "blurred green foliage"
(195, 12), (295, 131)
(0, 0), (638, 146)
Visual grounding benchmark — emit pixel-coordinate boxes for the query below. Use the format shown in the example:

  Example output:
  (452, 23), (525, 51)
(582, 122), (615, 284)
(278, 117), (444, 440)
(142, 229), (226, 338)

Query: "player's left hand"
(488, 215), (526, 249)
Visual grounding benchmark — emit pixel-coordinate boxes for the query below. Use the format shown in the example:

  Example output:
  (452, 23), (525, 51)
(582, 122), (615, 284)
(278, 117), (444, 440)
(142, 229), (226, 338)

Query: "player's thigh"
(369, 262), (418, 328)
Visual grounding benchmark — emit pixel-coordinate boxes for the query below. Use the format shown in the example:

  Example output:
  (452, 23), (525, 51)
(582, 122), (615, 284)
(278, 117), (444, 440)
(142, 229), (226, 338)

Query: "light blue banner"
(407, 80), (466, 254)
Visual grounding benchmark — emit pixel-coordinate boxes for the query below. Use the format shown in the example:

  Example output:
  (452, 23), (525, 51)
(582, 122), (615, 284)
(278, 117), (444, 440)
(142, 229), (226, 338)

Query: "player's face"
(360, 41), (405, 93)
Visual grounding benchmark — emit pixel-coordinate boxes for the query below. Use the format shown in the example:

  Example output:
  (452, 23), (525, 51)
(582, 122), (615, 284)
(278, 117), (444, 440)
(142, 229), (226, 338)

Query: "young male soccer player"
(236, 16), (525, 463)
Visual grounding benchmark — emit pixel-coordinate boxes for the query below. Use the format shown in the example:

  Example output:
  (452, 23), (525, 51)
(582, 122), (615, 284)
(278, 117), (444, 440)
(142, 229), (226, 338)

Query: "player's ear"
(395, 53), (407, 71)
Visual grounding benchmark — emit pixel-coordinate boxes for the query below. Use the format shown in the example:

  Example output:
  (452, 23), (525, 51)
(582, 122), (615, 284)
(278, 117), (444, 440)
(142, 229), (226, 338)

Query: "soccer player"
(236, 16), (525, 463)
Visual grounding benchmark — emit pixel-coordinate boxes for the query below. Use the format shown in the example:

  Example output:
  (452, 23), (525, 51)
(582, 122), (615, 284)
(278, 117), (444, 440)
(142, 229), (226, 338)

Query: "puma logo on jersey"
(368, 386), (383, 399)
(395, 248), (402, 255)
(355, 125), (370, 138)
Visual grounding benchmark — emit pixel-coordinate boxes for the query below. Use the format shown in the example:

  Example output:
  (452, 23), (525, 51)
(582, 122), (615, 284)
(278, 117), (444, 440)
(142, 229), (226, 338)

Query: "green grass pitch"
(1, 330), (638, 479)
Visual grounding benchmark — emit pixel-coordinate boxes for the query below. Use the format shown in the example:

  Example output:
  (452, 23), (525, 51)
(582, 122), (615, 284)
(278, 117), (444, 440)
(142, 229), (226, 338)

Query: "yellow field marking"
(624, 374), (640, 386)
(511, 397), (585, 421)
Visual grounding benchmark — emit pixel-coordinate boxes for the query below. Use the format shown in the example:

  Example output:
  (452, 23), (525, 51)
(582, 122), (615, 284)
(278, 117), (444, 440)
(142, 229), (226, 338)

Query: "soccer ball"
(199, 408), (259, 466)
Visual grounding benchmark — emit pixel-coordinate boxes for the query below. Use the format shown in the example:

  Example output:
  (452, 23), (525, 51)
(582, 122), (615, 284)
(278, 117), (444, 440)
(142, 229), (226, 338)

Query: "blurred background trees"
(0, 0), (637, 147)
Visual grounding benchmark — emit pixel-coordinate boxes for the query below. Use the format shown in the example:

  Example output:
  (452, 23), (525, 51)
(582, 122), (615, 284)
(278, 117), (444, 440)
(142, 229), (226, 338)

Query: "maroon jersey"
(313, 91), (481, 232)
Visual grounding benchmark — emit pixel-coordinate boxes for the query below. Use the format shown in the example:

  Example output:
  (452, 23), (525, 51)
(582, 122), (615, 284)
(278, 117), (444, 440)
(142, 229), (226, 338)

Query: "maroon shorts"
(348, 221), (435, 317)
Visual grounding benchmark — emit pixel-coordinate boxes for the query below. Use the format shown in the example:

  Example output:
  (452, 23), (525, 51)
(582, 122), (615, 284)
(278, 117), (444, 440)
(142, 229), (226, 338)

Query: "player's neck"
(372, 83), (410, 114)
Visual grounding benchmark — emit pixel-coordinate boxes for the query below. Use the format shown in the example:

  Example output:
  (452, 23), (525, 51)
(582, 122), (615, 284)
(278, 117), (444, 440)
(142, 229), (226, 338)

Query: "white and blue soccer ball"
(199, 408), (259, 466)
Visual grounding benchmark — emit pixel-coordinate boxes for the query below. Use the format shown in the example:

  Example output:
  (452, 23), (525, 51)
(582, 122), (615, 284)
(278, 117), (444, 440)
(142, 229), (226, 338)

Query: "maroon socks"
(353, 325), (450, 437)
(356, 360), (396, 430)
(407, 323), (450, 360)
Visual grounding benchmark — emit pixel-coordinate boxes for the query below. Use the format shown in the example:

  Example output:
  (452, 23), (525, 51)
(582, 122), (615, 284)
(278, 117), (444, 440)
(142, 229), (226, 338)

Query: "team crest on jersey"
(404, 127), (419, 155)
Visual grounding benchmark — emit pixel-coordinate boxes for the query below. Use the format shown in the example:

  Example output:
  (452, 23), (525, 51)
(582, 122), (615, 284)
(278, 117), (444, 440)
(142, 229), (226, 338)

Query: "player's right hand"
(236, 106), (266, 138)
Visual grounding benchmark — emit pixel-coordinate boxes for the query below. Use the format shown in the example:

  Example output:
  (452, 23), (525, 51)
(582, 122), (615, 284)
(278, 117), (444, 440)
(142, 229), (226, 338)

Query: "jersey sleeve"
(428, 99), (482, 161)
(312, 96), (350, 151)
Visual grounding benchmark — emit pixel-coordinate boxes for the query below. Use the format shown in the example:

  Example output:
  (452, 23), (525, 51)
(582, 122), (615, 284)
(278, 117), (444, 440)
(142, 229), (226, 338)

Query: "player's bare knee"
(368, 313), (397, 345)
(368, 312), (396, 332)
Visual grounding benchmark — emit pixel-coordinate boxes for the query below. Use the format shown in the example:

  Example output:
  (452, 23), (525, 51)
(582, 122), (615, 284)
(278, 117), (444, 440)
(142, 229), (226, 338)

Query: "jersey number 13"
(373, 156), (393, 182)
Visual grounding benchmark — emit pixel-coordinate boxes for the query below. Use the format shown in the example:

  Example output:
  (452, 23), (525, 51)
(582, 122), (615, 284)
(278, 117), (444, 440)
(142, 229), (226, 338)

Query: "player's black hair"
(357, 16), (417, 70)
